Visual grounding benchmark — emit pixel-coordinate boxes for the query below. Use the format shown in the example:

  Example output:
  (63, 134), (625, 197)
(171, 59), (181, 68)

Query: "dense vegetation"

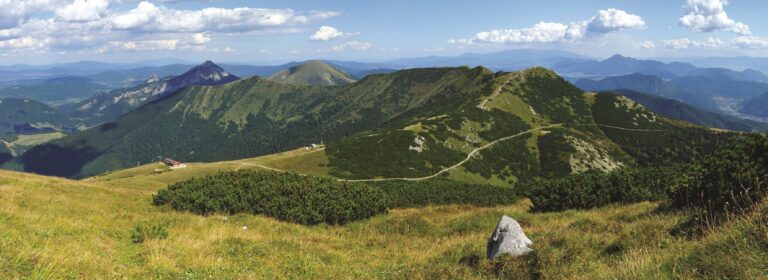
(527, 167), (681, 212)
(591, 93), (740, 166)
(670, 134), (768, 216)
(372, 179), (518, 208)
(153, 170), (388, 225)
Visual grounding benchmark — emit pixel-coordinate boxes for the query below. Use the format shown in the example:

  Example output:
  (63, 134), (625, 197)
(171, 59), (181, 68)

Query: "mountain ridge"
(16, 66), (733, 187)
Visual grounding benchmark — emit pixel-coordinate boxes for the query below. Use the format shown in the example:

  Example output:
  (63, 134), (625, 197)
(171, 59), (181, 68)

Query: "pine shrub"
(153, 170), (388, 225)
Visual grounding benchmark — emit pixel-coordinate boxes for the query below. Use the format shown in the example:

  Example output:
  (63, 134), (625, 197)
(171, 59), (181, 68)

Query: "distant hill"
(66, 61), (239, 126)
(575, 73), (768, 117)
(0, 98), (67, 136)
(85, 64), (195, 88)
(554, 54), (698, 79)
(385, 51), (768, 82)
(387, 49), (585, 69)
(267, 60), (357, 86)
(18, 67), (733, 184)
(0, 77), (108, 105)
(607, 89), (768, 132)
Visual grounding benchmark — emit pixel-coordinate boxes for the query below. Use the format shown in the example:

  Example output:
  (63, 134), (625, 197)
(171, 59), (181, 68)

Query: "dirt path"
(580, 124), (669, 132)
(342, 124), (562, 183)
(235, 163), (286, 172)
(477, 73), (520, 111)
(233, 147), (325, 172)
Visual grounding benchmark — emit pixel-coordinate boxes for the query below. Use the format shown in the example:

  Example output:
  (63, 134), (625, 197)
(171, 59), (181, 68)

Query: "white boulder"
(487, 215), (533, 260)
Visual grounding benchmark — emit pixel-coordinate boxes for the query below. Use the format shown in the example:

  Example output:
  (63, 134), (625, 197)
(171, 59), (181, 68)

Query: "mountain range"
(17, 66), (732, 185)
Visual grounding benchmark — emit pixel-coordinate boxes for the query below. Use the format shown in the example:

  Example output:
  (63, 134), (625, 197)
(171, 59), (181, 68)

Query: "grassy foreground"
(1, 165), (767, 279)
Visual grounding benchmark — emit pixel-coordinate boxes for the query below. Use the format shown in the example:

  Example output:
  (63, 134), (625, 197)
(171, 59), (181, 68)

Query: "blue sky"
(1, 0), (767, 64)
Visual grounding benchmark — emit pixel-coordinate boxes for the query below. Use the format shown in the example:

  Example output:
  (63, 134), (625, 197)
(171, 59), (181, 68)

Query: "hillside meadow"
(1, 148), (766, 279)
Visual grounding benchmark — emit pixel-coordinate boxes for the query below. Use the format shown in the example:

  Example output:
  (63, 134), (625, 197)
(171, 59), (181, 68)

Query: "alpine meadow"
(1, 0), (768, 279)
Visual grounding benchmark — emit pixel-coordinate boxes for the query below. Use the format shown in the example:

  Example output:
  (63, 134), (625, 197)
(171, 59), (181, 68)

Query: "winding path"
(341, 123), (563, 183)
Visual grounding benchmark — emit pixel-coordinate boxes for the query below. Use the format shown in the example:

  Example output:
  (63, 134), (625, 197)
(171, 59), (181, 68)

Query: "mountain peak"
(268, 60), (356, 86)
(605, 54), (633, 62)
(200, 60), (217, 67)
(176, 60), (239, 83)
(195, 60), (223, 71)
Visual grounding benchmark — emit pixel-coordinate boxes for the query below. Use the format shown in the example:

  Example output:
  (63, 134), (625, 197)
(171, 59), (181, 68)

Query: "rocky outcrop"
(487, 215), (533, 260)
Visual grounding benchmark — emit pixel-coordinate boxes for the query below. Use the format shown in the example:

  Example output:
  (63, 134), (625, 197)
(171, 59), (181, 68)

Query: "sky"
(1, 0), (768, 65)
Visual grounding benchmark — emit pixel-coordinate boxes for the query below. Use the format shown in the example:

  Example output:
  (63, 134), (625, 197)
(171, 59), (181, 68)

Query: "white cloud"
(320, 41), (372, 52)
(661, 36), (725, 49)
(0, 1), (339, 53)
(192, 33), (211, 44)
(56, 0), (110, 22)
(639, 40), (655, 49)
(679, 0), (750, 35)
(0, 36), (52, 50)
(587, 8), (646, 33)
(0, 0), (69, 28)
(107, 39), (180, 51)
(310, 26), (357, 41)
(111, 1), (316, 33)
(731, 36), (768, 48)
(658, 36), (768, 50)
(451, 9), (644, 45)
(472, 22), (583, 44)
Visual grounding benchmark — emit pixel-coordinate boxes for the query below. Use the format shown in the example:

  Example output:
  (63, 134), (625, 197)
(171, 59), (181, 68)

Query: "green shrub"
(371, 179), (517, 208)
(670, 134), (768, 216)
(130, 222), (169, 244)
(528, 167), (680, 212)
(153, 170), (388, 225)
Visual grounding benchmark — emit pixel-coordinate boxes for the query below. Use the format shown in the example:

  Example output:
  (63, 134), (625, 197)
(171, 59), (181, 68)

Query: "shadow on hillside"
(19, 144), (100, 178)
(0, 153), (11, 165)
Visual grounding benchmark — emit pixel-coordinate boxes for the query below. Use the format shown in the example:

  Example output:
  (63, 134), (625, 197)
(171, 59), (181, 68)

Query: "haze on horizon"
(1, 0), (768, 65)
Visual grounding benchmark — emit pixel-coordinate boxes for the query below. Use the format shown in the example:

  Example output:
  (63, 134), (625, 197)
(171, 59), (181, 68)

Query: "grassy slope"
(86, 146), (331, 189)
(1, 168), (765, 278)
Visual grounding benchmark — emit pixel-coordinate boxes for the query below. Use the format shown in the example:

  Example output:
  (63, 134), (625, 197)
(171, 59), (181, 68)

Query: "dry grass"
(1, 158), (766, 278)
